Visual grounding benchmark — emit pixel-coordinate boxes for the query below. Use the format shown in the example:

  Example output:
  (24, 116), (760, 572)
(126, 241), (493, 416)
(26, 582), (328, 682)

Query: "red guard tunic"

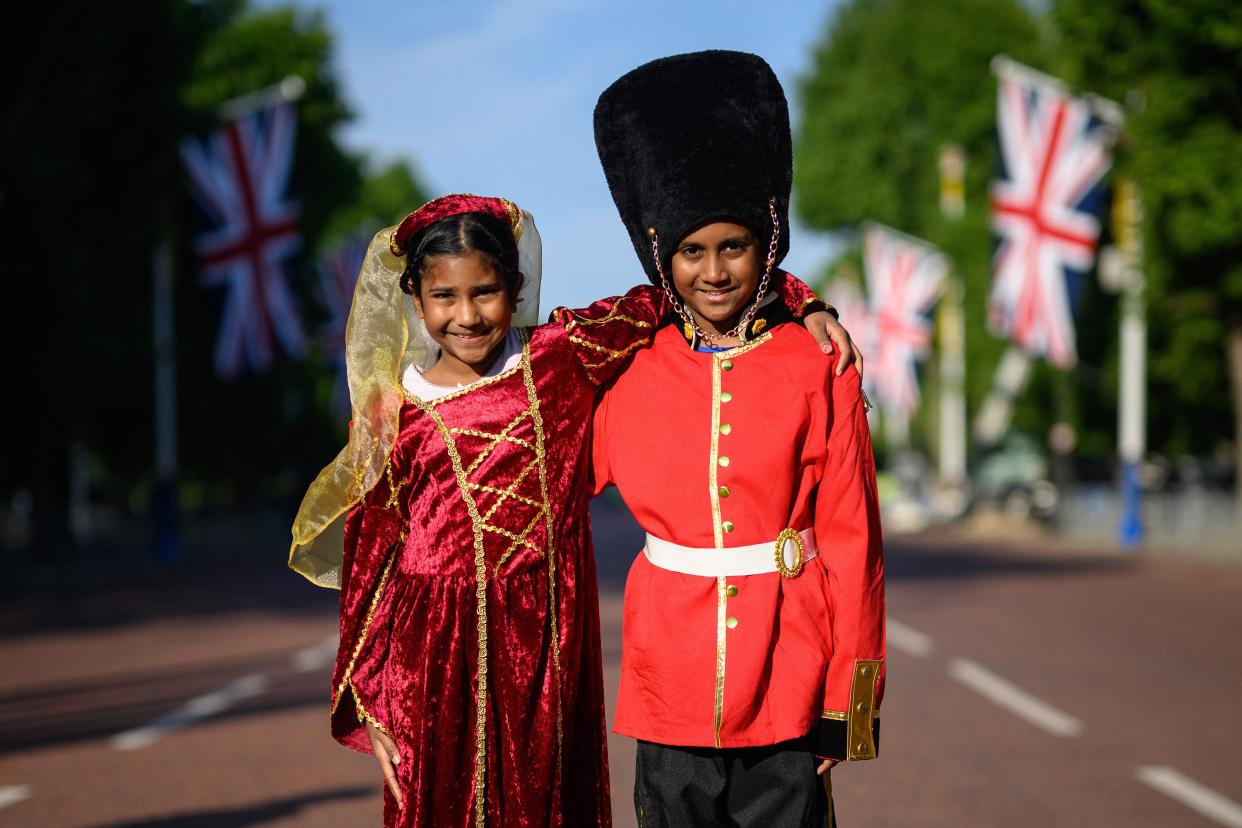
(328, 279), (823, 827)
(592, 316), (885, 759)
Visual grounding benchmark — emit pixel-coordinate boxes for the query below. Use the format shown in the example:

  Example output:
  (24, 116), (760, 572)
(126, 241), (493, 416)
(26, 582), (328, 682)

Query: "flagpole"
(218, 75), (306, 121)
(1113, 178), (1145, 548)
(152, 237), (180, 563)
(936, 278), (968, 510)
(936, 144), (968, 517)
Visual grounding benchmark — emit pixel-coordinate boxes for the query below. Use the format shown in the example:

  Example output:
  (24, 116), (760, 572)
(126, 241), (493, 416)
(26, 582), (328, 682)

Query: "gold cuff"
(847, 660), (882, 760)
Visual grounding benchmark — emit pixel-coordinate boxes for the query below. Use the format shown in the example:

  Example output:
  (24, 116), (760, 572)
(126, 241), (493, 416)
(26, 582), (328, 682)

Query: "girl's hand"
(804, 310), (865, 379)
(365, 721), (403, 806)
(817, 758), (839, 776)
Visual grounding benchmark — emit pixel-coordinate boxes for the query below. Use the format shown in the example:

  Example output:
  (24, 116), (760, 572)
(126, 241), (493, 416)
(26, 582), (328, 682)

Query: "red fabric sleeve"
(813, 368), (885, 760)
(773, 270), (828, 319)
(548, 284), (670, 386)
(329, 450), (407, 753)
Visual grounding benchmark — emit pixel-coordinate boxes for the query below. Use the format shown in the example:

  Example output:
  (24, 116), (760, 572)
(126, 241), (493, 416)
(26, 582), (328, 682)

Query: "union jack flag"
(824, 277), (874, 367)
(317, 231), (370, 418)
(181, 100), (304, 378)
(989, 57), (1119, 368)
(862, 223), (948, 416)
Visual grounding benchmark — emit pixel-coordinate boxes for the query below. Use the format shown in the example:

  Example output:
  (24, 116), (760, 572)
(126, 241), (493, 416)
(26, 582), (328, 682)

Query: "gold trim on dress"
(350, 681), (394, 740)
(846, 659), (883, 761)
(331, 546), (398, 717)
(822, 709), (848, 722)
(796, 295), (824, 318)
(562, 297), (654, 330)
(401, 357), (526, 408)
(522, 343), (565, 796)
(407, 395), (492, 825)
(566, 332), (652, 375)
(404, 330), (560, 824)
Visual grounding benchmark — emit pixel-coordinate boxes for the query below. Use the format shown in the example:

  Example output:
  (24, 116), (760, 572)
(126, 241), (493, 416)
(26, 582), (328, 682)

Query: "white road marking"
(0, 786), (32, 810)
(292, 635), (339, 673)
(886, 617), (934, 657)
(1136, 766), (1242, 828)
(110, 673), (268, 751)
(948, 658), (1083, 737)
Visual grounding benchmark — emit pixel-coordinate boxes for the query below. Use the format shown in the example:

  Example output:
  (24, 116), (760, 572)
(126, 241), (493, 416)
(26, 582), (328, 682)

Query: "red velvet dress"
(328, 280), (823, 827)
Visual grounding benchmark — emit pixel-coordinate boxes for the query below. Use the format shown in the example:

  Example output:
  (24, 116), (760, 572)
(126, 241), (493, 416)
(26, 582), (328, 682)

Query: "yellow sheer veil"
(289, 205), (542, 588)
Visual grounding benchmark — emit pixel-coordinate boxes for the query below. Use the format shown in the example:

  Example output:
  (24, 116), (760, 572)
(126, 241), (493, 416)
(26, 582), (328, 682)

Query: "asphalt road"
(1, 500), (1240, 827)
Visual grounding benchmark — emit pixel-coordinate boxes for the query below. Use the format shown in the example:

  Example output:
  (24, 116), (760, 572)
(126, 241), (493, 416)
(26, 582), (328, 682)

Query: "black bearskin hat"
(594, 50), (792, 284)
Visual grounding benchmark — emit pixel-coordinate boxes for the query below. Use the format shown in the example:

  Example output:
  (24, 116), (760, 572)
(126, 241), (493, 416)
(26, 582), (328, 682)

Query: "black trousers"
(634, 735), (838, 828)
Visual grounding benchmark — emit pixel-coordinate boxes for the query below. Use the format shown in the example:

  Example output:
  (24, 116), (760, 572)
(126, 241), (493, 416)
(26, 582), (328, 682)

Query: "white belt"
(643, 528), (818, 579)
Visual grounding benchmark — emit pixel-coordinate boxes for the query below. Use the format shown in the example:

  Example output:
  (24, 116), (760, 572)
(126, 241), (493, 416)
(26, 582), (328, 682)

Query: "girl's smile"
(412, 251), (521, 386)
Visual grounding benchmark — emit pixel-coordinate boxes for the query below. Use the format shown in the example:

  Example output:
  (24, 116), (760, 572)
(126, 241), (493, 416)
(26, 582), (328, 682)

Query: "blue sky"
(264, 0), (846, 310)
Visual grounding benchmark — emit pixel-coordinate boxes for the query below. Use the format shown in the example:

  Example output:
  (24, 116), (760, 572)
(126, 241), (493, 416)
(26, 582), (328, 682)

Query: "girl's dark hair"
(398, 211), (520, 297)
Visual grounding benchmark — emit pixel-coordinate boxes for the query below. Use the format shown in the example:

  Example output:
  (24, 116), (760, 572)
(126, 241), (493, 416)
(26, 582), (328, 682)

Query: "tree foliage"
(795, 0), (1051, 438)
(1052, 0), (1242, 459)
(2, 1), (429, 544)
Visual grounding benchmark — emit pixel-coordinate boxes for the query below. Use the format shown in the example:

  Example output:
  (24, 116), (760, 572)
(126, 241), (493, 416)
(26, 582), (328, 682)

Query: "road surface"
(1, 501), (1239, 827)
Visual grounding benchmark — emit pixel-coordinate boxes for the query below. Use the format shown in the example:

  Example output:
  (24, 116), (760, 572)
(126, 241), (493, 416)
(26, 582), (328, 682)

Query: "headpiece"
(594, 50), (793, 285)
(389, 193), (521, 255)
(290, 194), (542, 588)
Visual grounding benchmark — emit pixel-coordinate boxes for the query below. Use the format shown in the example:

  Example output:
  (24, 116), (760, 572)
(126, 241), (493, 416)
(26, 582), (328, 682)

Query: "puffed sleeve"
(547, 284), (669, 386)
(328, 444), (409, 753)
(773, 270), (832, 319)
(812, 368), (885, 761)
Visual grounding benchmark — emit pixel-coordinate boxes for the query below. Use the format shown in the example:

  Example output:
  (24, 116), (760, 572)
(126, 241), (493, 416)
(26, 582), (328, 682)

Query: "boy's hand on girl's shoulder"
(804, 310), (865, 380)
(366, 721), (404, 806)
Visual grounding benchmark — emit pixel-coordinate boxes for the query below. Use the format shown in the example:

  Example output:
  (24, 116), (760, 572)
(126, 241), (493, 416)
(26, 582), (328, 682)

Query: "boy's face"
(412, 251), (519, 375)
(670, 221), (761, 335)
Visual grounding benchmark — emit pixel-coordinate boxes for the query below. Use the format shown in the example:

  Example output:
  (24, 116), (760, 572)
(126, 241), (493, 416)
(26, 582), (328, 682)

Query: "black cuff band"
(817, 715), (880, 761)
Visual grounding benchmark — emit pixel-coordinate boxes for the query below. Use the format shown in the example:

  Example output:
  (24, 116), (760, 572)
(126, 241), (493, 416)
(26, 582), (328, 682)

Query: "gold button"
(726, 617), (738, 629)
(719, 423), (732, 435)
(856, 702), (869, 713)
(726, 585), (738, 597)
(720, 391), (733, 403)
(718, 456), (730, 467)
(718, 485), (730, 498)
(856, 742), (868, 753)
(722, 521), (734, 533)
(721, 359), (734, 371)
(861, 665), (872, 677)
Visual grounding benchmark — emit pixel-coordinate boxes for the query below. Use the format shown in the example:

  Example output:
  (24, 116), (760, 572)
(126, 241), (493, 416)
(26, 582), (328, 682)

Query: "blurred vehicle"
(973, 433), (1059, 521)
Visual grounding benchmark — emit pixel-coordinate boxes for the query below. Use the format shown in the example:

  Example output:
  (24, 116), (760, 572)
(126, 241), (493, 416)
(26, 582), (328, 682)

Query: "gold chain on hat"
(649, 197), (781, 346)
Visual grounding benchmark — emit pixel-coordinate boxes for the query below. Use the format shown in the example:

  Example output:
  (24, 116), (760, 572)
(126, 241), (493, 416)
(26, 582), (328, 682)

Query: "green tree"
(173, 3), (368, 503)
(1051, 0), (1242, 493)
(1, 0), (226, 550)
(323, 159), (429, 242)
(1, 1), (429, 554)
(794, 0), (1058, 448)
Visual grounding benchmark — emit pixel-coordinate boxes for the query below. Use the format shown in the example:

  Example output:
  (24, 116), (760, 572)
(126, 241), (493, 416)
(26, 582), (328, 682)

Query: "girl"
(288, 193), (855, 827)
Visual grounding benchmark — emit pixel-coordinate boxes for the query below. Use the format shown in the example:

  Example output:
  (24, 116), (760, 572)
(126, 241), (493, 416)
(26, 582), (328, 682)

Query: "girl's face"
(670, 221), (761, 335)
(412, 251), (519, 378)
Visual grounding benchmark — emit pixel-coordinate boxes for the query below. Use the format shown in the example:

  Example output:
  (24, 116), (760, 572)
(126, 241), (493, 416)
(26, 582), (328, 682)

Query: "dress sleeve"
(811, 368), (885, 761)
(329, 446), (409, 753)
(773, 270), (831, 319)
(547, 284), (669, 386)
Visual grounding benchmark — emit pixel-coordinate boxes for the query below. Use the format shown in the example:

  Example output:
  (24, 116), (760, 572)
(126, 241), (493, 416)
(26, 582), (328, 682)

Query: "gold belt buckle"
(773, 528), (805, 579)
